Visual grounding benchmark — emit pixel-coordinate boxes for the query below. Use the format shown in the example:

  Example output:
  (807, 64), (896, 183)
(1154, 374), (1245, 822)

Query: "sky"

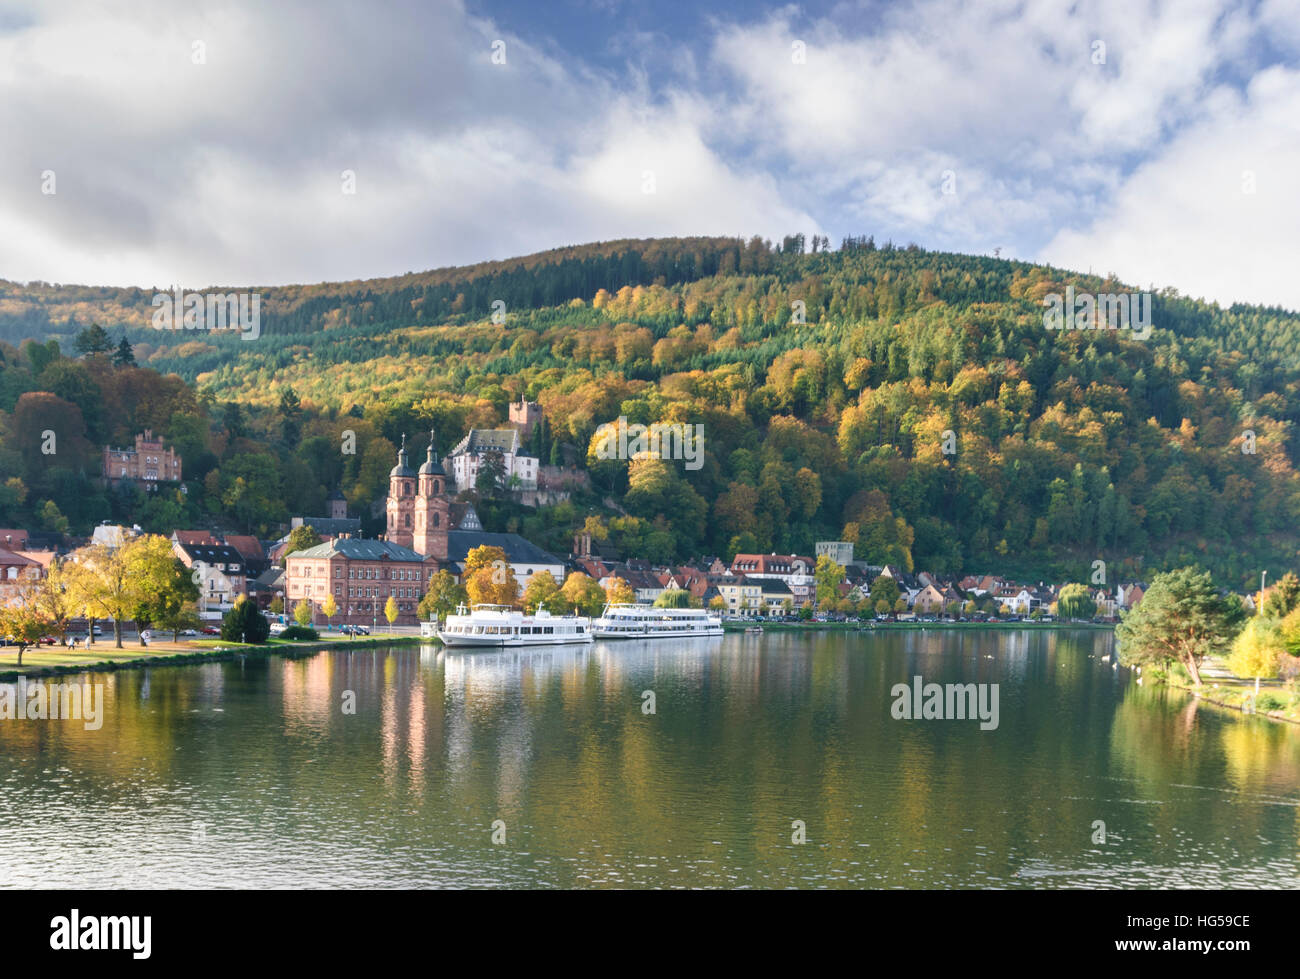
(1, 0), (1298, 309)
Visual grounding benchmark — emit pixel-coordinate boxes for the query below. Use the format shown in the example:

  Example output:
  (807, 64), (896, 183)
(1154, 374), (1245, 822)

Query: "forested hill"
(2, 235), (1299, 590)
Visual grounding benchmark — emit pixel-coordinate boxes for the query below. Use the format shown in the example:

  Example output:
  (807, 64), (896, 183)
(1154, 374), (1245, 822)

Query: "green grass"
(0, 633), (421, 681)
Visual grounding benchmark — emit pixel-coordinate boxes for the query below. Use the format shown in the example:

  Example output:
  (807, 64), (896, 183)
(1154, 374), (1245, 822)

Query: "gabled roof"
(0, 547), (39, 568)
(223, 535), (265, 560)
(178, 542), (246, 568)
(291, 517), (362, 537)
(291, 538), (426, 562)
(449, 429), (522, 456)
(173, 530), (219, 546)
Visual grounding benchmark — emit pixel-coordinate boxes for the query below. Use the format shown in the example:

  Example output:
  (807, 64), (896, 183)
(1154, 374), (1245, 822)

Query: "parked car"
(179, 628), (198, 636)
(202, 626), (221, 635)
(269, 622), (286, 635)
(342, 624), (370, 636)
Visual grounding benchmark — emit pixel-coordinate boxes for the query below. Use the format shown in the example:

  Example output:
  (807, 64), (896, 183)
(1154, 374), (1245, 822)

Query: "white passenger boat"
(591, 603), (724, 639)
(424, 604), (594, 647)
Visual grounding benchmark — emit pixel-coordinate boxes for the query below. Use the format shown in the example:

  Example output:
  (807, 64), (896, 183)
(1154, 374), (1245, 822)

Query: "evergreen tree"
(112, 335), (136, 367)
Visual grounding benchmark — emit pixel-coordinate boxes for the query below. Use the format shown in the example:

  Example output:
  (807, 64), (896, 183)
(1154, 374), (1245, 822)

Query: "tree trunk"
(17, 644), (24, 667)
(1184, 654), (1202, 687)
(114, 618), (123, 649)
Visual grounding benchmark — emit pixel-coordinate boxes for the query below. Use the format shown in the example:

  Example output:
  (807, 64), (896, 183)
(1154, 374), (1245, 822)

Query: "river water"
(2, 629), (1297, 888)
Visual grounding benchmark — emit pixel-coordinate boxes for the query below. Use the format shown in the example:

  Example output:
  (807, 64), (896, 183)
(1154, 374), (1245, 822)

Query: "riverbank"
(0, 633), (423, 682)
(724, 620), (1114, 633)
(1161, 658), (1300, 725)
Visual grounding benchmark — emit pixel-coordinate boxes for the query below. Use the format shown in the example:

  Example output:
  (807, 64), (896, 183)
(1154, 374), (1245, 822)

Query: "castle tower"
(414, 429), (450, 561)
(386, 434), (416, 548)
(328, 487), (347, 520)
(508, 399), (542, 438)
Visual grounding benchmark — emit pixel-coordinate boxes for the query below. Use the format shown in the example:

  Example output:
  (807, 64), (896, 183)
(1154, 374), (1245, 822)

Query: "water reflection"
(0, 629), (1296, 888)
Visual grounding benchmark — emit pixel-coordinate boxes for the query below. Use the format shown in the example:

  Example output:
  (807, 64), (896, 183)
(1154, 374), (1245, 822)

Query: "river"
(1, 629), (1297, 888)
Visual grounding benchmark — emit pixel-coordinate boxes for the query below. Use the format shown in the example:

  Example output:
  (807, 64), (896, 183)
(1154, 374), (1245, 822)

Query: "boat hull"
(592, 627), (723, 639)
(438, 632), (593, 647)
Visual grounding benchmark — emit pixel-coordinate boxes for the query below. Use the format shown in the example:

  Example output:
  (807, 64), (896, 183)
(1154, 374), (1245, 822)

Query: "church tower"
(386, 434), (416, 548)
(414, 429), (450, 561)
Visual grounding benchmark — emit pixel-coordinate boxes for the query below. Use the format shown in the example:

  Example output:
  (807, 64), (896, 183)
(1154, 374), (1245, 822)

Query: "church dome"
(419, 431), (445, 476)
(389, 436), (415, 479)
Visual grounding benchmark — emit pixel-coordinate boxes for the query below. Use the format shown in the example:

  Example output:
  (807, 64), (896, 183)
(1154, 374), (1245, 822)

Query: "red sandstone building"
(102, 430), (182, 487)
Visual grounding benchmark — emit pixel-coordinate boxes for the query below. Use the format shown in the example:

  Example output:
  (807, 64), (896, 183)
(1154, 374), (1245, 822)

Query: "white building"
(446, 429), (539, 492)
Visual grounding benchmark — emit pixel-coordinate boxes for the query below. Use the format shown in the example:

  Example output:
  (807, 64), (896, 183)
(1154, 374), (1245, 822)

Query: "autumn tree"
(522, 570), (562, 613)
(560, 572), (607, 616)
(1227, 617), (1283, 698)
(464, 545), (519, 607)
(604, 576), (636, 606)
(0, 580), (53, 666)
(418, 569), (468, 623)
(1114, 567), (1243, 686)
(74, 536), (178, 648)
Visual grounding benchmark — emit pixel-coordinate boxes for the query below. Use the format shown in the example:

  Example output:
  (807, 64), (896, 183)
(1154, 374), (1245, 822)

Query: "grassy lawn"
(2, 632), (417, 678)
(1, 645), (170, 671)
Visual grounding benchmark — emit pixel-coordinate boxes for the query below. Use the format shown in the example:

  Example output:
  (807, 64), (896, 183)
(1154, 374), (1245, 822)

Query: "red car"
(201, 626), (221, 635)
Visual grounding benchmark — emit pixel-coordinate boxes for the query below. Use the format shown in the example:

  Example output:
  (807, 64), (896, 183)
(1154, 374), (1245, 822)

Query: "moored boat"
(425, 604), (593, 647)
(591, 603), (723, 639)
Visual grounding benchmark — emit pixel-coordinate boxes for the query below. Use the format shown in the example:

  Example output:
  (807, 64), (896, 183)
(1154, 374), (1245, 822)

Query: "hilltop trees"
(5, 237), (1300, 585)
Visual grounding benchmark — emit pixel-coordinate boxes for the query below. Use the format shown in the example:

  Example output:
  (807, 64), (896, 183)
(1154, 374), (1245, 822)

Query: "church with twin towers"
(383, 430), (566, 588)
(386, 431), (451, 561)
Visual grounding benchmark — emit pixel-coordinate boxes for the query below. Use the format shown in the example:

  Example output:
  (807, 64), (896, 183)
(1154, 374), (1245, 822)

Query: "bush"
(221, 597), (270, 644)
(1255, 693), (1285, 712)
(279, 625), (319, 641)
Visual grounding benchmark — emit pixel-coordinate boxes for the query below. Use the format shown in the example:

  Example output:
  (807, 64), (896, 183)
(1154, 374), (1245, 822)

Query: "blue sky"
(2, 0), (1298, 309)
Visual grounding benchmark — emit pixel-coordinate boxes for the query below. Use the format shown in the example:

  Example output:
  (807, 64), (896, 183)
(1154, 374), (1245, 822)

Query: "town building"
(173, 541), (247, 615)
(102, 430), (182, 487)
(0, 547), (45, 605)
(729, 553), (816, 602)
(285, 537), (430, 626)
(714, 574), (762, 617)
(815, 541), (855, 566)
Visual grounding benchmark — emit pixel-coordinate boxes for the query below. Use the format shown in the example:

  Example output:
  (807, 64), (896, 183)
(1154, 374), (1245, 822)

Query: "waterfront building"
(284, 537), (430, 625)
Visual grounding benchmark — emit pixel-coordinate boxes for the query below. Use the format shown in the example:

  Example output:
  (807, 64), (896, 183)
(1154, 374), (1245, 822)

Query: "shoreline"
(1162, 671), (1300, 726)
(724, 620), (1115, 633)
(0, 634), (424, 682)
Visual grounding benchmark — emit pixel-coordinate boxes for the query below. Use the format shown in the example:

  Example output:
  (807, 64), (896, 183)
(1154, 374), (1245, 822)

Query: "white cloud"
(1044, 65), (1300, 308)
(0, 0), (1295, 310)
